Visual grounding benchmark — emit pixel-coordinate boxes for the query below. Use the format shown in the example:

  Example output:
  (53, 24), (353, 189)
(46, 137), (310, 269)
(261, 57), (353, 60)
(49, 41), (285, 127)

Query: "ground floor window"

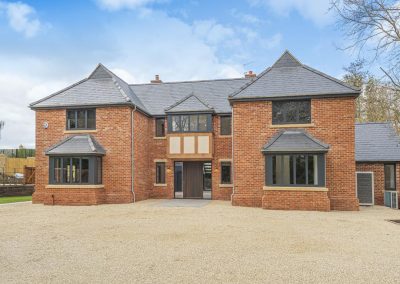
(220, 161), (232, 184)
(384, 164), (396, 191)
(156, 162), (166, 184)
(265, 154), (325, 187)
(49, 156), (102, 185)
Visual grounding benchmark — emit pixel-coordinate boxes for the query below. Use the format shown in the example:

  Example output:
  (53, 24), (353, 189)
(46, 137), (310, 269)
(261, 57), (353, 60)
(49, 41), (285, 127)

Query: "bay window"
(168, 114), (212, 132)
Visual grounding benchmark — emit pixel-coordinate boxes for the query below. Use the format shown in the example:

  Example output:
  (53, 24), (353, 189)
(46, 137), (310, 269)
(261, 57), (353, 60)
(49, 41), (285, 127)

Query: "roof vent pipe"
(151, 75), (162, 83)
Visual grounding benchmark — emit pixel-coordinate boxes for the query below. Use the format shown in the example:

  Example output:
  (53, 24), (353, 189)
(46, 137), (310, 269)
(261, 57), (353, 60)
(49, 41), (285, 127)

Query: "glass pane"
(221, 162), (231, 184)
(385, 164), (396, 190)
(87, 109), (96, 129)
(156, 162), (165, 184)
(272, 156), (277, 184)
(54, 158), (62, 183)
(172, 116), (180, 132)
(97, 157), (102, 184)
(71, 158), (81, 183)
(174, 162), (183, 192)
(272, 102), (284, 124)
(81, 158), (89, 183)
(67, 110), (76, 129)
(308, 155), (318, 185)
(274, 155), (293, 185)
(272, 100), (311, 124)
(298, 101), (311, 123)
(296, 155), (306, 184)
(156, 118), (165, 137)
(189, 115), (198, 132)
(77, 110), (86, 129)
(180, 115), (189, 131)
(220, 116), (231, 135)
(203, 162), (212, 190)
(286, 102), (298, 123)
(62, 158), (70, 183)
(198, 115), (208, 131)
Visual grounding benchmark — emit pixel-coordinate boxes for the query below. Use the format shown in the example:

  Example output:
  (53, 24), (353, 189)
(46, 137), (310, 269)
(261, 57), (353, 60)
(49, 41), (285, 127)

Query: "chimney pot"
(151, 74), (162, 83)
(245, 70), (256, 79)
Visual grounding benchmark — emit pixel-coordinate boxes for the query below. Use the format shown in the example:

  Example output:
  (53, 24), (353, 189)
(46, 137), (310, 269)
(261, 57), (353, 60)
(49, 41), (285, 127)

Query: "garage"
(356, 172), (374, 205)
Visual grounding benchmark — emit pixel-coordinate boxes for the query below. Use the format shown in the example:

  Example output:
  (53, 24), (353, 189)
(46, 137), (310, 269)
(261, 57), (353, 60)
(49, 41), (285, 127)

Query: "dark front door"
(183, 162), (203, 199)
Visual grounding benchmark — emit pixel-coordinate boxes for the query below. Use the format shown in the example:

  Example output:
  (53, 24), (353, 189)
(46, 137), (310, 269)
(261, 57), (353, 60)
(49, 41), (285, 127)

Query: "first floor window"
(168, 114), (212, 132)
(155, 118), (165, 137)
(220, 116), (232, 135)
(50, 156), (102, 185)
(384, 164), (396, 191)
(272, 100), (311, 125)
(66, 109), (96, 130)
(266, 154), (324, 186)
(221, 161), (232, 184)
(156, 162), (166, 184)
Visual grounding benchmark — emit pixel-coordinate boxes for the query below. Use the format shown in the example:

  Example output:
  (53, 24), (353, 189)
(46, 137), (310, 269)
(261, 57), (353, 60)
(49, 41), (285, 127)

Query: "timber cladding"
(232, 97), (359, 211)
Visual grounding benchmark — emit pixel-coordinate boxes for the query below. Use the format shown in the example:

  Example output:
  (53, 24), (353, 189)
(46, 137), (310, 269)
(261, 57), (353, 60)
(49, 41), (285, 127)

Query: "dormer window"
(66, 109), (96, 130)
(272, 100), (311, 125)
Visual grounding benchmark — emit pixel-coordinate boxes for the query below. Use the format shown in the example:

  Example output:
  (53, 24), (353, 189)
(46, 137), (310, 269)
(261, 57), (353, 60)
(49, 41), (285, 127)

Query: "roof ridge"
(271, 50), (302, 68)
(165, 93), (214, 112)
(129, 77), (249, 86)
(229, 67), (272, 98)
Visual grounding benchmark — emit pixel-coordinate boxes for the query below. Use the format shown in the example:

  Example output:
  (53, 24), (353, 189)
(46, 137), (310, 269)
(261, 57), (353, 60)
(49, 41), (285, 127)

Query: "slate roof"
(30, 50), (360, 116)
(262, 129), (330, 153)
(30, 64), (148, 112)
(230, 51), (360, 101)
(165, 93), (214, 113)
(45, 135), (106, 155)
(355, 122), (400, 162)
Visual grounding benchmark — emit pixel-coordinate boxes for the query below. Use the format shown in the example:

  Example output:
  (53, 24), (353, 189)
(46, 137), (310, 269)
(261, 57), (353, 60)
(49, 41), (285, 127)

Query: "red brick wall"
(356, 162), (400, 206)
(262, 191), (330, 211)
(232, 97), (359, 211)
(33, 106), (134, 205)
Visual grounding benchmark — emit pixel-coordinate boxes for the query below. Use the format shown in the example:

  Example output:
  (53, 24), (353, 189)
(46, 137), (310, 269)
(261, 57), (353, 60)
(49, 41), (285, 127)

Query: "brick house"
(30, 50), (371, 211)
(355, 123), (400, 209)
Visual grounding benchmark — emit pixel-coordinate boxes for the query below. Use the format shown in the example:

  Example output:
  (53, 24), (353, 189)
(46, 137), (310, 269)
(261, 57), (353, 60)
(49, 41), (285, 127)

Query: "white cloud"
(95, 0), (160, 10)
(260, 33), (282, 49)
(250, 0), (333, 26)
(193, 20), (236, 45)
(230, 9), (262, 25)
(0, 1), (42, 37)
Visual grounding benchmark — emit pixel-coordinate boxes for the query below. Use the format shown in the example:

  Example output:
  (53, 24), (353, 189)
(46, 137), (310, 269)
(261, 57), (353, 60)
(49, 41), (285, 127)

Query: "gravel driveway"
(1, 200), (400, 283)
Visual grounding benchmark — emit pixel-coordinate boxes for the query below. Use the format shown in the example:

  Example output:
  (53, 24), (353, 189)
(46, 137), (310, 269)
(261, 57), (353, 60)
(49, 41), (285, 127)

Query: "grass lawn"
(0, 196), (32, 204)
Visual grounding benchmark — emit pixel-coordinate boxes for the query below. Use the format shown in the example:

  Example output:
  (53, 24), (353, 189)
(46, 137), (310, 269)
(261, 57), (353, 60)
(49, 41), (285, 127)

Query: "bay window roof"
(45, 135), (106, 155)
(262, 130), (329, 153)
(165, 93), (214, 113)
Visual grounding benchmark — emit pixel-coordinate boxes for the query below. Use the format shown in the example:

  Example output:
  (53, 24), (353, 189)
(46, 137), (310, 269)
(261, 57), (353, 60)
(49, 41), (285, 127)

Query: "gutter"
(131, 105), (137, 203)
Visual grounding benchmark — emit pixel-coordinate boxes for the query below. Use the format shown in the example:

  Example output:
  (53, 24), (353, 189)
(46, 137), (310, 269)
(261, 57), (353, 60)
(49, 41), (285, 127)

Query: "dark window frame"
(167, 114), (212, 133)
(66, 109), (96, 130)
(155, 118), (166, 137)
(220, 115), (232, 136)
(220, 161), (232, 184)
(49, 156), (102, 185)
(265, 153), (325, 187)
(272, 100), (311, 125)
(156, 162), (166, 184)
(384, 163), (396, 191)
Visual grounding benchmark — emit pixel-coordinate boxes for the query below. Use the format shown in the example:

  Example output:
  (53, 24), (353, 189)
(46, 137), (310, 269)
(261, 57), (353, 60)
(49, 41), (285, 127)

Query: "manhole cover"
(387, 219), (400, 225)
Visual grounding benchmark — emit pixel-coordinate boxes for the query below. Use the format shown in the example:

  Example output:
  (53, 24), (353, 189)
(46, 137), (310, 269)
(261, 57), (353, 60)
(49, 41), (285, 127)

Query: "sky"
(0, 0), (378, 148)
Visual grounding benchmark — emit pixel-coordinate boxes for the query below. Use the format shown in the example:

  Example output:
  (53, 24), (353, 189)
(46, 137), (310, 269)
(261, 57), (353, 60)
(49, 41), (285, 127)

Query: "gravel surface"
(1, 200), (400, 283)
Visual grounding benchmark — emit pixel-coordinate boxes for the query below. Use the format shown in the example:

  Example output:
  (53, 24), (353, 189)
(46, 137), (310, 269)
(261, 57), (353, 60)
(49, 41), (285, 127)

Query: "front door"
(183, 162), (203, 199)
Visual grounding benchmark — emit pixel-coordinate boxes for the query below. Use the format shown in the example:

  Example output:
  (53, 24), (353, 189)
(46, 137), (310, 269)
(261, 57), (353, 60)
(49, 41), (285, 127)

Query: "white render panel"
(198, 136), (209, 154)
(183, 137), (195, 154)
(170, 137), (181, 154)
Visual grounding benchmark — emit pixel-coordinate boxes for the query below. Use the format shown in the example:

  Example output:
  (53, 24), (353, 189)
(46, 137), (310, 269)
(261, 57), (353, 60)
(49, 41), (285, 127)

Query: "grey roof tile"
(45, 135), (106, 155)
(230, 50), (360, 100)
(355, 122), (400, 162)
(262, 129), (330, 153)
(165, 93), (214, 113)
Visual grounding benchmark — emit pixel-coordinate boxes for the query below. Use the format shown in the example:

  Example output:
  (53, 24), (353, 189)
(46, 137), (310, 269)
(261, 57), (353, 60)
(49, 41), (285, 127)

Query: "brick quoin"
(231, 97), (359, 211)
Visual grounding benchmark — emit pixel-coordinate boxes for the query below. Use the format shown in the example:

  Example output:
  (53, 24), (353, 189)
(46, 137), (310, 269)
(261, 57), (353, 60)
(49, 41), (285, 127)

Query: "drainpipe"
(231, 106), (235, 203)
(131, 105), (137, 203)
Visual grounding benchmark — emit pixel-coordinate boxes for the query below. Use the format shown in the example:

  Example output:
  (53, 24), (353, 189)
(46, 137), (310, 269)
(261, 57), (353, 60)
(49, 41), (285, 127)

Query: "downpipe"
(131, 106), (137, 203)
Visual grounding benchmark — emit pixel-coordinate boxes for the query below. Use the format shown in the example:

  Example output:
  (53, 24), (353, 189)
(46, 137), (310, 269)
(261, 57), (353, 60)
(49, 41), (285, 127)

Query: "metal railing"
(0, 167), (26, 185)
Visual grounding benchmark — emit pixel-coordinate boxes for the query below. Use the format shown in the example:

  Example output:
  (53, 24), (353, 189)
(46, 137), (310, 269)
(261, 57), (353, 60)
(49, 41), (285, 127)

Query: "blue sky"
(0, 0), (376, 147)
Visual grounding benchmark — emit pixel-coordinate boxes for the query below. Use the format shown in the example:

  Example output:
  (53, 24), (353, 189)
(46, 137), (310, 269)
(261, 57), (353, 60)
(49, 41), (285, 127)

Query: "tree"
(331, 0), (400, 88)
(0, 121), (4, 139)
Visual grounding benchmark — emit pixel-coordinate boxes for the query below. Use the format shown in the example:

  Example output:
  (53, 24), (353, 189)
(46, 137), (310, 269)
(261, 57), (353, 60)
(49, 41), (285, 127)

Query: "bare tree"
(0, 121), (4, 139)
(331, 0), (400, 88)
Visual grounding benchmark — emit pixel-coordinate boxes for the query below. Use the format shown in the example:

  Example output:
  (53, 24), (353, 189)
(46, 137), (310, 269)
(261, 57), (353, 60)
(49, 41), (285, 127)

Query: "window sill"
(269, 123), (315, 128)
(219, 184), (233, 188)
(64, 129), (97, 134)
(154, 183), (167, 187)
(46, 184), (104, 189)
(154, 136), (167, 140)
(218, 135), (232, 138)
(263, 186), (328, 192)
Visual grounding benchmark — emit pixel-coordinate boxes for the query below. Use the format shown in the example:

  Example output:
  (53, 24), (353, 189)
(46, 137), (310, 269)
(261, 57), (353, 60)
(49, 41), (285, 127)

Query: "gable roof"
(30, 64), (148, 112)
(165, 93), (214, 113)
(355, 122), (400, 162)
(262, 129), (330, 153)
(230, 50), (360, 101)
(45, 135), (106, 155)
